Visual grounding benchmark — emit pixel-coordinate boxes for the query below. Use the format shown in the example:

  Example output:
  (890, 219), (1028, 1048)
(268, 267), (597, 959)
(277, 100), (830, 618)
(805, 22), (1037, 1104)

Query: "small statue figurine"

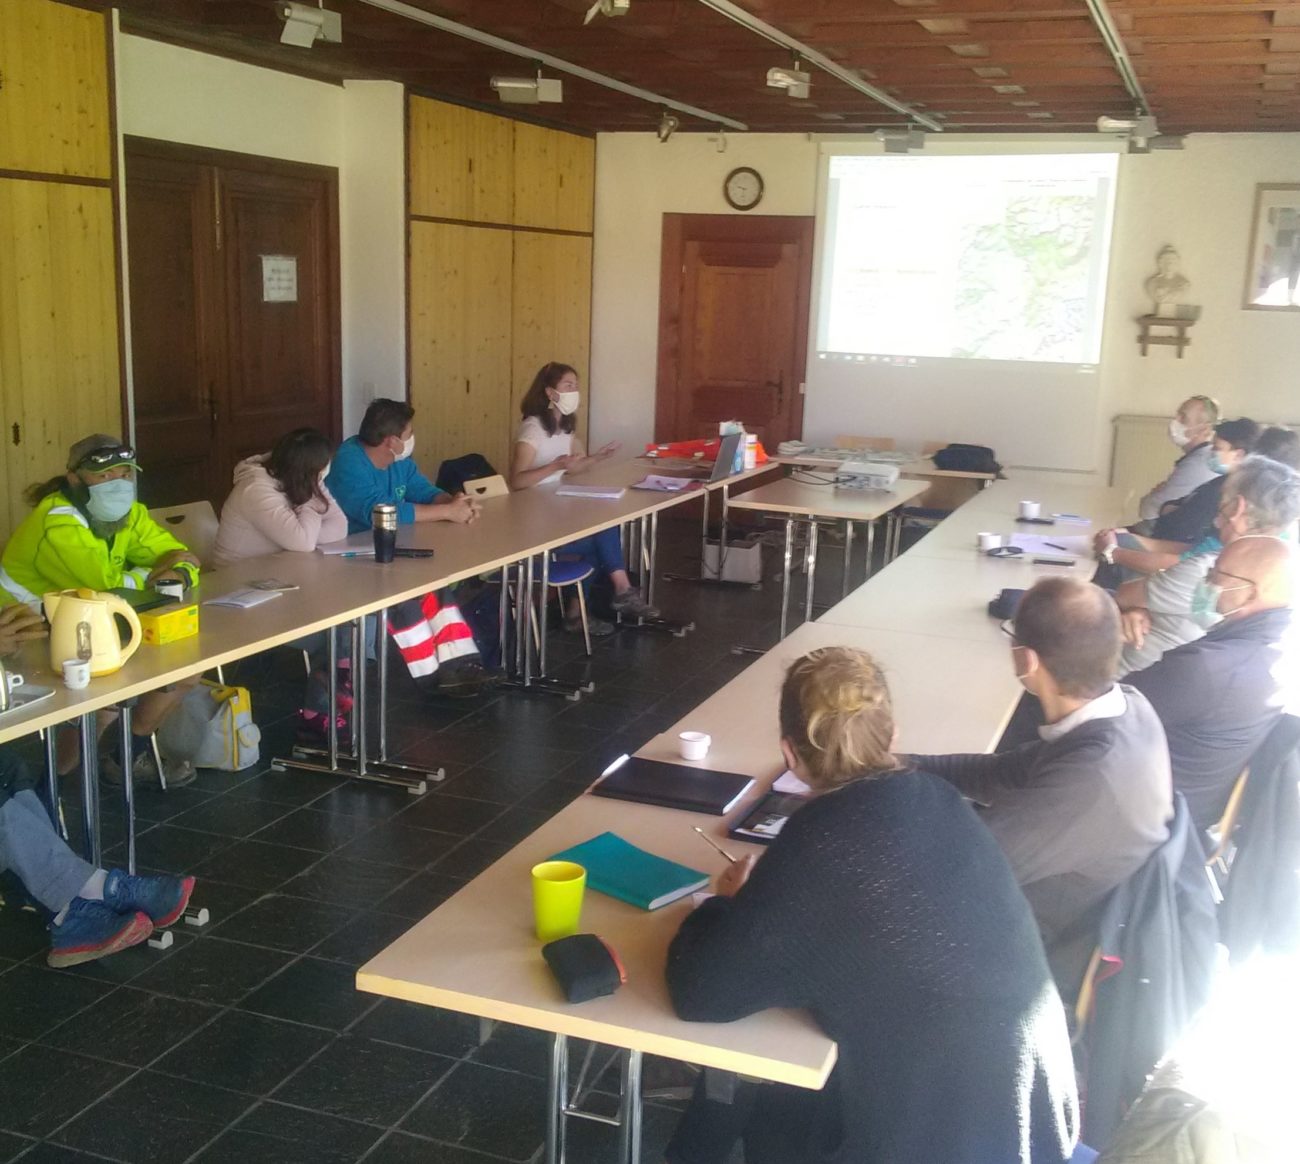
(1145, 246), (1191, 317)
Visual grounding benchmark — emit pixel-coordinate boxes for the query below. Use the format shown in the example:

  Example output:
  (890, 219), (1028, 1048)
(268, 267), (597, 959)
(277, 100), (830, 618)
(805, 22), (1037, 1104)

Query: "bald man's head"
(1213, 536), (1298, 615)
(1012, 577), (1121, 698)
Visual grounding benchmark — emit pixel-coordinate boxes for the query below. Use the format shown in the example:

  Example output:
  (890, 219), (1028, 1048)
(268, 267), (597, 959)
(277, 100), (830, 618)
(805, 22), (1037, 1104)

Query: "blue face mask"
(85, 477), (136, 523)
(1208, 453), (1230, 476)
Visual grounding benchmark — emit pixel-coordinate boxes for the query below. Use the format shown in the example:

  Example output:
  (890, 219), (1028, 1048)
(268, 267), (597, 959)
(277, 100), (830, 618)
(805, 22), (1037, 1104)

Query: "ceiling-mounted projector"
(279, 2), (341, 48)
(491, 75), (564, 104)
(767, 65), (812, 100)
(875, 127), (925, 154)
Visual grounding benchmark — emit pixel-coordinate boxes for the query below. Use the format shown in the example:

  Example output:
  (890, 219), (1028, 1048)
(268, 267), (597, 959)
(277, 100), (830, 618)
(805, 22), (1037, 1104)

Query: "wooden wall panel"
(0, 180), (121, 540)
(511, 232), (593, 449)
(409, 220), (514, 473)
(0, 0), (111, 179)
(408, 97), (514, 224)
(512, 122), (595, 233)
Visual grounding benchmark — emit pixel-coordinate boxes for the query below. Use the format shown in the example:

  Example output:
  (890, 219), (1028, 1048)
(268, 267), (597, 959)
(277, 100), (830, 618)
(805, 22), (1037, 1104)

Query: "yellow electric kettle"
(43, 588), (143, 677)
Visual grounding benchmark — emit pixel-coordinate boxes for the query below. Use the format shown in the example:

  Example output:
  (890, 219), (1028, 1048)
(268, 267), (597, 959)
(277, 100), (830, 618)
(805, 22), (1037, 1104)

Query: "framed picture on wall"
(1244, 183), (1300, 310)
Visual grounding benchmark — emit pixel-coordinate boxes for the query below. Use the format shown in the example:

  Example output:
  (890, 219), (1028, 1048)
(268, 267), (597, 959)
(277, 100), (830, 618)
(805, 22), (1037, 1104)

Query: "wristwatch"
(1101, 544), (1116, 566)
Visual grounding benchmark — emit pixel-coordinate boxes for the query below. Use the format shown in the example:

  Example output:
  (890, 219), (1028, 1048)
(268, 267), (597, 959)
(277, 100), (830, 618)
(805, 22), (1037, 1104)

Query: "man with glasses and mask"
(1127, 535), (1298, 833)
(1116, 455), (1300, 673)
(0, 435), (201, 785)
(906, 578), (1172, 996)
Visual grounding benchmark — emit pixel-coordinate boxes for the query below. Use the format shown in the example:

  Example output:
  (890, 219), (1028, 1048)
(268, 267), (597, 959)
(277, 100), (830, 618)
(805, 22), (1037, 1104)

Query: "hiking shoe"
(103, 870), (195, 928)
(610, 590), (660, 621)
(437, 659), (504, 698)
(48, 899), (153, 968)
(565, 615), (615, 638)
(100, 749), (196, 789)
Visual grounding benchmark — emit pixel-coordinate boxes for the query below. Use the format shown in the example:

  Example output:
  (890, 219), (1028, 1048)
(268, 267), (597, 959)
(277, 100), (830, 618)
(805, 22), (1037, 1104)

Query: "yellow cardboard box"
(140, 603), (199, 645)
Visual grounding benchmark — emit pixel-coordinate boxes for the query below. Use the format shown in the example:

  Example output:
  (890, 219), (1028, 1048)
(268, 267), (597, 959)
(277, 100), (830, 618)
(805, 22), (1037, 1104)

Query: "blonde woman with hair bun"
(664, 647), (1082, 1164)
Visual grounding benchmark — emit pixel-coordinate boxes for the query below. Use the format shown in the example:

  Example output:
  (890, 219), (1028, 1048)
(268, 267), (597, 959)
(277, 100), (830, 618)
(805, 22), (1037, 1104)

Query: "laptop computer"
(659, 432), (745, 483)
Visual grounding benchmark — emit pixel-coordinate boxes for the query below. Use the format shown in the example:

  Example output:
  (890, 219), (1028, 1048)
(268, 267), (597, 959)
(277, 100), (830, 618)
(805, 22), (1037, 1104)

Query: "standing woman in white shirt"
(509, 362), (657, 635)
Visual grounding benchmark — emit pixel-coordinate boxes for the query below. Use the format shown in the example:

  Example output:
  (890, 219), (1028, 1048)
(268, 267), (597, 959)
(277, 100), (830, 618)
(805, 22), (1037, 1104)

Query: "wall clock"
(723, 167), (764, 211)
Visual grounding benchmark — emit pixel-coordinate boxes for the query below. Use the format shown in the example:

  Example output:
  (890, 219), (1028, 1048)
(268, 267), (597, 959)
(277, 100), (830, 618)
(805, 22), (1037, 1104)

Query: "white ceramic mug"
(61, 659), (90, 691)
(678, 731), (712, 761)
(977, 532), (1002, 552)
(1018, 500), (1041, 519)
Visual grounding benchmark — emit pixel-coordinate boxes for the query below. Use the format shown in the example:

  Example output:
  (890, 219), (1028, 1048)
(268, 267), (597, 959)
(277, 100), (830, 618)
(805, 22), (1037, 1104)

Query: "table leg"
(78, 713), (100, 867)
(538, 551), (550, 680)
(547, 1032), (569, 1164)
(42, 728), (64, 838)
(118, 704), (136, 875)
(841, 520), (855, 598)
(522, 555), (535, 688)
(647, 510), (659, 609)
(352, 619), (369, 778)
(865, 518), (877, 579)
(780, 516), (794, 640)
(377, 615), (389, 762)
(616, 1048), (644, 1164)
(804, 518), (820, 626)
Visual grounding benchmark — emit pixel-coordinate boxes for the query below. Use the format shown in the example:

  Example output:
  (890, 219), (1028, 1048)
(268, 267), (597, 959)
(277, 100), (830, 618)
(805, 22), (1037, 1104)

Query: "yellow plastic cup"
(532, 860), (586, 942)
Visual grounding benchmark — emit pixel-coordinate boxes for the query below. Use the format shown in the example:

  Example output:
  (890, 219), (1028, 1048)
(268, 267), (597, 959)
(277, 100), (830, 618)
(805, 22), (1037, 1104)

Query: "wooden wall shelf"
(1137, 314), (1196, 358)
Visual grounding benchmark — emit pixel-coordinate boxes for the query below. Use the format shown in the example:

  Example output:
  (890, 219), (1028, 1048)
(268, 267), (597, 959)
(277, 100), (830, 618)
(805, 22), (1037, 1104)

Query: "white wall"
(590, 129), (1300, 478)
(590, 133), (818, 451)
(114, 35), (405, 435)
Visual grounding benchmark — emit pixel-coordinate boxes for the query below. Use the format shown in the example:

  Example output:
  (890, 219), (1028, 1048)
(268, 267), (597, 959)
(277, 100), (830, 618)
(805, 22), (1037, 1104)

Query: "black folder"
(591, 755), (755, 816)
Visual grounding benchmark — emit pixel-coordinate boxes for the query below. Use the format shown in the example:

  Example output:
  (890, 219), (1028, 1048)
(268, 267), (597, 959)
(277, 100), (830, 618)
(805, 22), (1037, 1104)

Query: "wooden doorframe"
(122, 135), (343, 444)
(655, 213), (815, 443)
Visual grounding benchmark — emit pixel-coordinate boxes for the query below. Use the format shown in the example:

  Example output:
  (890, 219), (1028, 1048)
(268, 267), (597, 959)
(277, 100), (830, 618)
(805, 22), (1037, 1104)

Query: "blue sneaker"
(104, 870), (195, 929)
(48, 899), (153, 968)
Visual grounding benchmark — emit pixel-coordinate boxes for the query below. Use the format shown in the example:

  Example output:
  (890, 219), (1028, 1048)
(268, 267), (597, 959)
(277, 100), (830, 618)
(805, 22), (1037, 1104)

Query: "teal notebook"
(550, 832), (710, 911)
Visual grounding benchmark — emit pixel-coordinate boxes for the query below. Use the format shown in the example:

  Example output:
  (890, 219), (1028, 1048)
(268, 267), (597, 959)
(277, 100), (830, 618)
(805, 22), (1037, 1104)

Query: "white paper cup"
(1018, 500), (1041, 519)
(62, 660), (90, 691)
(977, 532), (1002, 552)
(678, 731), (711, 761)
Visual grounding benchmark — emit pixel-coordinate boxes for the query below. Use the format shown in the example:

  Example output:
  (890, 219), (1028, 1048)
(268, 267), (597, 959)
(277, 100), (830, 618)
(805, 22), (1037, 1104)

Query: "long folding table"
(356, 474), (1126, 1164)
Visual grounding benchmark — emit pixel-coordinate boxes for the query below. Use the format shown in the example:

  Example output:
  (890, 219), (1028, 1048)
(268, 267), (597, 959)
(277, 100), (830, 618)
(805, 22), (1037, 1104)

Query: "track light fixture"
(278, 1), (342, 47)
(657, 111), (680, 143)
(875, 127), (925, 154)
(583, 0), (631, 24)
(1095, 112), (1181, 153)
(491, 70), (563, 104)
(767, 58), (811, 100)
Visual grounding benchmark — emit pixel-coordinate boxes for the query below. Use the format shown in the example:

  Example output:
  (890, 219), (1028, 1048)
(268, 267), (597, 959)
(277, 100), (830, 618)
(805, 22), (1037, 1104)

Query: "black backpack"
(932, 443), (1003, 476)
(435, 453), (498, 494)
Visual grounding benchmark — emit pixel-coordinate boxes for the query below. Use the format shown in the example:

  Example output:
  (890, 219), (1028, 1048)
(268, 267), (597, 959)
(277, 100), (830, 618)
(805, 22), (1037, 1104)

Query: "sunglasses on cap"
(75, 445), (140, 472)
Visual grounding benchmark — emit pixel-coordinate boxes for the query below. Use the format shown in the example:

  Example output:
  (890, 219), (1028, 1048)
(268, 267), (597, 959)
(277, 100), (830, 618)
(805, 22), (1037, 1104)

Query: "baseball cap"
(66, 434), (141, 473)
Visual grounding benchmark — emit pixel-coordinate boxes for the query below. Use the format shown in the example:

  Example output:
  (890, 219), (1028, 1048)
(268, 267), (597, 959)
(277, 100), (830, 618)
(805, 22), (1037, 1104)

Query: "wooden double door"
(124, 138), (340, 509)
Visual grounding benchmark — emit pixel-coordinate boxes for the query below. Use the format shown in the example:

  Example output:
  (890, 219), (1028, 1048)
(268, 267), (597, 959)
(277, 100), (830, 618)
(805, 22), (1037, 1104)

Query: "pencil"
(693, 826), (737, 864)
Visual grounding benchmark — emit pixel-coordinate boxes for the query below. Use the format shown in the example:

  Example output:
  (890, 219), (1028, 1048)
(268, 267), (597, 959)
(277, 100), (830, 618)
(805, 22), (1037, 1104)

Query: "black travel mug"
(372, 503), (398, 563)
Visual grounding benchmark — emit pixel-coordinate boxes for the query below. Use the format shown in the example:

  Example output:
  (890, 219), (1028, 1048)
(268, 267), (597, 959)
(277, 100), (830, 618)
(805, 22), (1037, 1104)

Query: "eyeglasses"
(78, 445), (135, 469)
(999, 619), (1019, 642)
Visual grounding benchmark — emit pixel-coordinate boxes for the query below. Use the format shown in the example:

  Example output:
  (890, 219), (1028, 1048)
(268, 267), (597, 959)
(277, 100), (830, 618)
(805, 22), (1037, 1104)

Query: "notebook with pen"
(549, 832), (709, 911)
(590, 755), (755, 816)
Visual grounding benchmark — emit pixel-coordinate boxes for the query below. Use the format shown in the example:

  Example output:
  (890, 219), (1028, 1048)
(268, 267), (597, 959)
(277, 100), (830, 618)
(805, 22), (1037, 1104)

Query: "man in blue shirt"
(327, 399), (496, 697)
(328, 399), (479, 532)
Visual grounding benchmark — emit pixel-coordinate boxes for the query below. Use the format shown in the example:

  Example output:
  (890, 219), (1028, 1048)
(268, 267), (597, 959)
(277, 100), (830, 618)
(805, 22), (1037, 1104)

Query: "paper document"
(632, 475), (702, 493)
(1004, 534), (1093, 558)
(556, 484), (627, 499)
(317, 540), (374, 557)
(203, 588), (283, 610)
(773, 770), (813, 795)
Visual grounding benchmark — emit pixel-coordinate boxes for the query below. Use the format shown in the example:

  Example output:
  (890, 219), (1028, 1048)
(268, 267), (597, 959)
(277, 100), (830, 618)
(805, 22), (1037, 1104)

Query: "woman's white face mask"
(553, 390), (581, 417)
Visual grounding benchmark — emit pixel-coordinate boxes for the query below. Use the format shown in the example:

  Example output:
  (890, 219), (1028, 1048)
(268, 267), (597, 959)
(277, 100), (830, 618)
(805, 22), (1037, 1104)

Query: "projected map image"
(819, 153), (1117, 365)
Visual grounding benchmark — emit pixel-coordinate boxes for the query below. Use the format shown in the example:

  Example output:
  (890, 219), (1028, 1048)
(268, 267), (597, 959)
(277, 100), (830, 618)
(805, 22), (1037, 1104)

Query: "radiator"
(1110, 414), (1174, 502)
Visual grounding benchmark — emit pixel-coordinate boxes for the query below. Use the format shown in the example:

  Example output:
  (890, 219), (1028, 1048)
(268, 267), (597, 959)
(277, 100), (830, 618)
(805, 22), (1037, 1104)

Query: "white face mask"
(554, 391), (581, 417)
(394, 434), (415, 461)
(317, 464), (331, 487)
(1168, 418), (1189, 448)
